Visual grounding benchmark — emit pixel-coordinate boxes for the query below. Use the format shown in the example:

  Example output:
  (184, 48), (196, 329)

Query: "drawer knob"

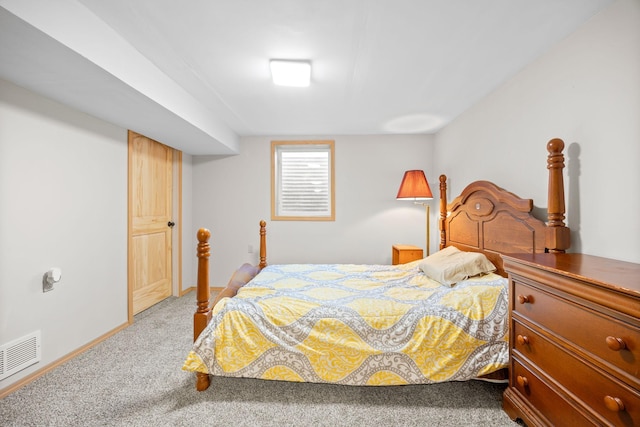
(605, 336), (627, 351)
(516, 335), (530, 346)
(604, 396), (625, 412)
(516, 375), (529, 388)
(517, 295), (531, 304)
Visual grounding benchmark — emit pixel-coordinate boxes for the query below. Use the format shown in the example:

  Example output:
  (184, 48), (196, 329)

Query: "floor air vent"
(0, 331), (41, 381)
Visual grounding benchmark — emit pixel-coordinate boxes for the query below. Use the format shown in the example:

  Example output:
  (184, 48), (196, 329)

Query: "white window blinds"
(272, 141), (335, 220)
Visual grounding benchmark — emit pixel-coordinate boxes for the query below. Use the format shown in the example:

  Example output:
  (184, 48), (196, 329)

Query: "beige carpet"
(0, 295), (520, 426)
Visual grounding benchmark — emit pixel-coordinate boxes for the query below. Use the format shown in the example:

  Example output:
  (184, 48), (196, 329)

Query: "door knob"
(168, 221), (175, 228)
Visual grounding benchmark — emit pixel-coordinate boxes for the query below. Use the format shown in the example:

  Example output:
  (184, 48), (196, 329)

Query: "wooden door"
(128, 131), (173, 316)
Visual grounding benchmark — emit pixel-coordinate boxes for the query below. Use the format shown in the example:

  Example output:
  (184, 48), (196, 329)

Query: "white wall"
(435, 0), (640, 263)
(0, 79), (128, 389)
(193, 134), (435, 286)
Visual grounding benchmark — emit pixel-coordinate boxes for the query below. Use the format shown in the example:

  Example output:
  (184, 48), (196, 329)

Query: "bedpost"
(439, 175), (447, 250)
(258, 220), (267, 270)
(545, 138), (571, 253)
(194, 228), (211, 391)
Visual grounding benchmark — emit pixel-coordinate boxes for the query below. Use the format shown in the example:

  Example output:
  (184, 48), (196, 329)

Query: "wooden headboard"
(437, 138), (570, 276)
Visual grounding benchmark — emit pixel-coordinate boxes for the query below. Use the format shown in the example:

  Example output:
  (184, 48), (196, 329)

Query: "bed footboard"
(192, 221), (268, 391)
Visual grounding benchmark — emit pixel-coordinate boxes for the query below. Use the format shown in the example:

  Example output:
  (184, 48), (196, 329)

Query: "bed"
(184, 138), (570, 392)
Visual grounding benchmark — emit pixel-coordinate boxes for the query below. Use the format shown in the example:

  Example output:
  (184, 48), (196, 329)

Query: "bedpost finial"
(259, 220), (267, 270)
(547, 138), (565, 155)
(545, 138), (570, 253)
(197, 228), (211, 243)
(439, 174), (447, 184)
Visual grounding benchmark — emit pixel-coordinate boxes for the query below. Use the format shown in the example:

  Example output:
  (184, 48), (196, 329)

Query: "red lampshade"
(396, 170), (433, 200)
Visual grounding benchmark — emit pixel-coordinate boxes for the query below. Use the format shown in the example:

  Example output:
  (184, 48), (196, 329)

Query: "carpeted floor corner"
(0, 295), (521, 426)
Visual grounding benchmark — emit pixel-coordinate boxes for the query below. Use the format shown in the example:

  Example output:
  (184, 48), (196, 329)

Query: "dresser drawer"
(511, 359), (595, 426)
(513, 321), (640, 426)
(512, 279), (640, 384)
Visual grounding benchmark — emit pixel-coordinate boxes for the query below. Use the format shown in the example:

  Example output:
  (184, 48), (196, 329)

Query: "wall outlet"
(248, 244), (253, 253)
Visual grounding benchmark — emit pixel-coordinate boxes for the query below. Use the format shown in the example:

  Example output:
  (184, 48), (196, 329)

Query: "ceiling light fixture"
(270, 59), (311, 87)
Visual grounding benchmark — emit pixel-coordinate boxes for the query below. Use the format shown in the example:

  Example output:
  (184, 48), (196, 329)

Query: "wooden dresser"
(502, 253), (640, 426)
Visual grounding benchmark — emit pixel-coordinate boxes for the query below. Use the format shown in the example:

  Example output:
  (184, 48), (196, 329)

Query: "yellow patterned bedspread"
(183, 261), (509, 385)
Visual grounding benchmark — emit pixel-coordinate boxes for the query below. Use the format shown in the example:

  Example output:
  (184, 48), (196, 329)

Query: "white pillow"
(419, 246), (496, 287)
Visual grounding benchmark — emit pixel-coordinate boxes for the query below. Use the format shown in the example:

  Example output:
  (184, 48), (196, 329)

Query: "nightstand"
(392, 245), (423, 265)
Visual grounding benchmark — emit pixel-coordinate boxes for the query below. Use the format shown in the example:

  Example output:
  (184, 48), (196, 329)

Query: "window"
(271, 140), (335, 221)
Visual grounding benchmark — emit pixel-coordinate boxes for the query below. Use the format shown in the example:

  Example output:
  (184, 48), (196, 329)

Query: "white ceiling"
(0, 0), (614, 155)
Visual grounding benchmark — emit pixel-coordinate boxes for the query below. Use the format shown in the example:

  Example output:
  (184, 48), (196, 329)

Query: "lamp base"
(414, 202), (430, 256)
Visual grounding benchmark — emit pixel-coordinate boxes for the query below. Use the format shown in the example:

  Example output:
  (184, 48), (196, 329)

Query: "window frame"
(271, 140), (335, 221)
